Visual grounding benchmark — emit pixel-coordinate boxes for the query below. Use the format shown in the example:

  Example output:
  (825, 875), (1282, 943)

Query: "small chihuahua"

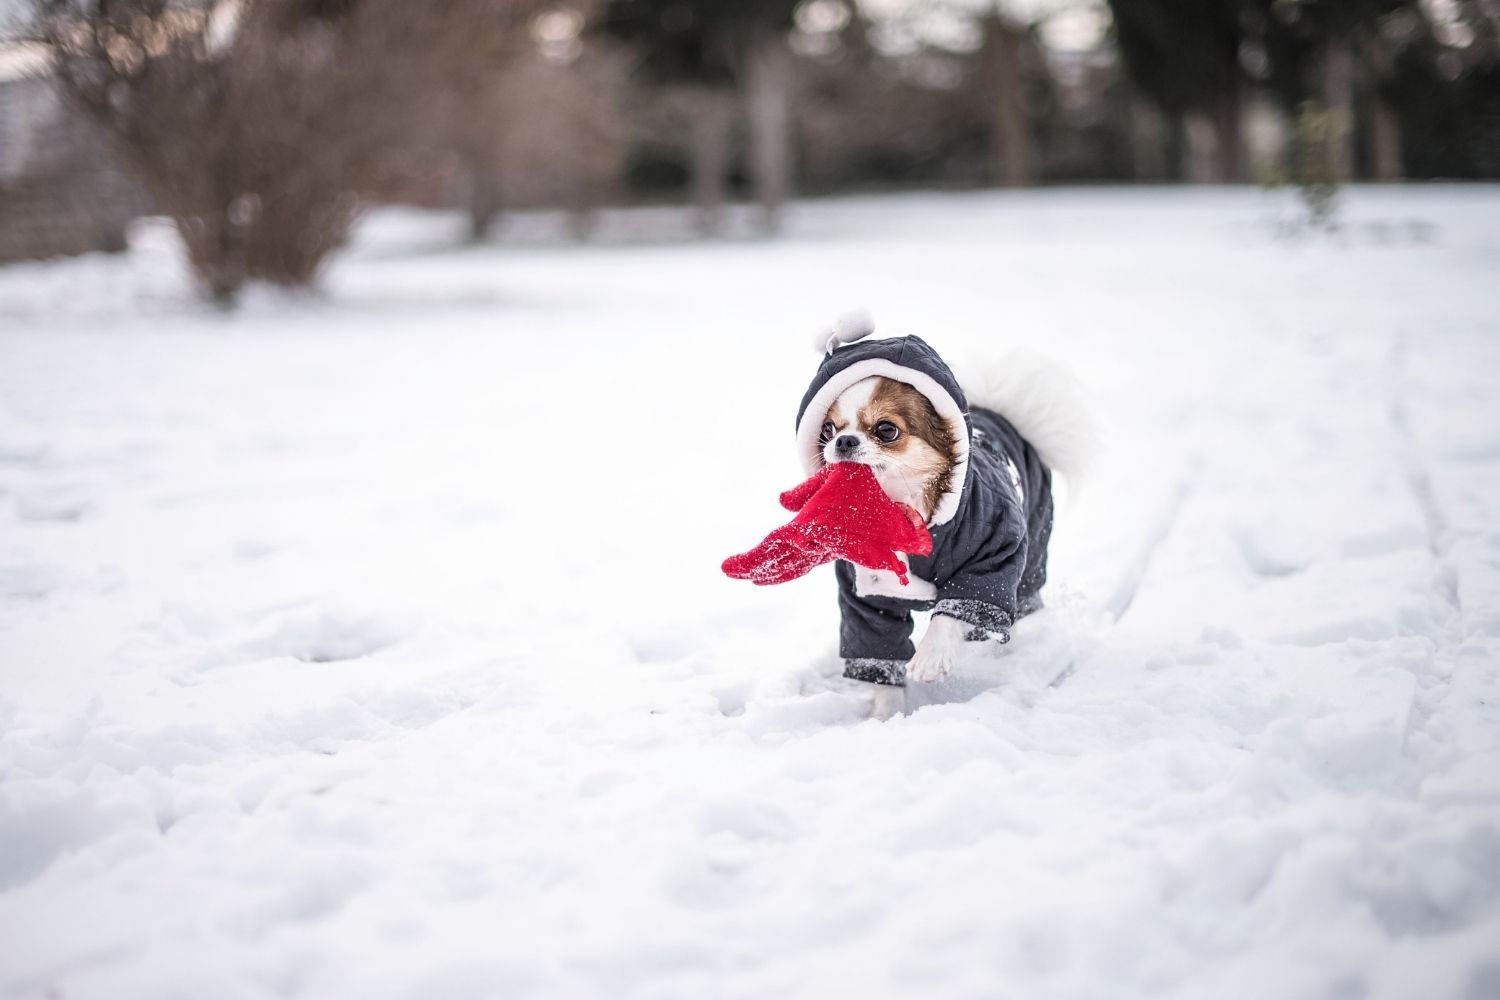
(795, 315), (1091, 694)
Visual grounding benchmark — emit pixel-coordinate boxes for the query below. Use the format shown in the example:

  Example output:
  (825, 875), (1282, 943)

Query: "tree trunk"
(566, 180), (600, 241)
(981, 15), (1033, 188)
(175, 207), (247, 308)
(466, 152), (503, 242)
(1321, 38), (1356, 183)
(1367, 98), (1402, 181)
(1362, 36), (1402, 181)
(1184, 113), (1217, 183)
(683, 87), (734, 236)
(1163, 112), (1188, 181)
(1209, 77), (1245, 182)
(745, 31), (794, 233)
(1129, 93), (1167, 182)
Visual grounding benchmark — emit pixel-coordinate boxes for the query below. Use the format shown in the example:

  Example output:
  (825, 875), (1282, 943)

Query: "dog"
(796, 314), (1092, 700)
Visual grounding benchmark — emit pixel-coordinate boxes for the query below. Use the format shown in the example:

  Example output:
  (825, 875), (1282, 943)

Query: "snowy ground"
(1, 186), (1498, 1000)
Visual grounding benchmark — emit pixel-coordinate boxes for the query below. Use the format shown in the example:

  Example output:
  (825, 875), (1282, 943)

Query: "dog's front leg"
(869, 683), (906, 720)
(907, 614), (967, 683)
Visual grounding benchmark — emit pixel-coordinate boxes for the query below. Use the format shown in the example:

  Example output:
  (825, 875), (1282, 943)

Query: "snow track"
(2, 188), (1499, 999)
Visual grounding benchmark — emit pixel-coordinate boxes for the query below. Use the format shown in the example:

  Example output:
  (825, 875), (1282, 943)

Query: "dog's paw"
(908, 614), (967, 683)
(906, 644), (953, 683)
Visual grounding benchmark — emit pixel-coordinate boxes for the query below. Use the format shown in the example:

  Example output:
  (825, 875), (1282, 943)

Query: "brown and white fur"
(818, 375), (969, 685)
(805, 315), (1096, 711)
(818, 375), (958, 521)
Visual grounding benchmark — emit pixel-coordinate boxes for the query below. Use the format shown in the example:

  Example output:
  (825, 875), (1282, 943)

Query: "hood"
(795, 331), (971, 526)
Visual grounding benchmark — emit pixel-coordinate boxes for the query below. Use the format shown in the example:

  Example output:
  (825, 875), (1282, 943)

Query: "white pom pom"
(813, 309), (876, 354)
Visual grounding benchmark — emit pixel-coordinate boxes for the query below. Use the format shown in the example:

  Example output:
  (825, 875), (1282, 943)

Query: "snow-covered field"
(1, 187), (1498, 1000)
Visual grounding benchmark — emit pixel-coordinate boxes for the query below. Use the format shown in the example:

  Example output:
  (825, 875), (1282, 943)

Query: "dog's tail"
(953, 347), (1098, 484)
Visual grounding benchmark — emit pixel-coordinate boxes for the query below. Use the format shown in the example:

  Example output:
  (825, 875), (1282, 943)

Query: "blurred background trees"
(451, 3), (629, 242)
(25, 0), (543, 303)
(601, 0), (802, 232)
(2, 0), (1496, 300)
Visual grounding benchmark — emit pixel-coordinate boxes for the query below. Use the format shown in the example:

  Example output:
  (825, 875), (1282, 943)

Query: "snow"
(2, 186), (1499, 999)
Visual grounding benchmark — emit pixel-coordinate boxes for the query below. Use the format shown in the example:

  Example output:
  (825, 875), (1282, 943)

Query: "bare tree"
(647, 83), (736, 235)
(745, 28), (793, 230)
(29, 0), (538, 304)
(978, 12), (1035, 188)
(452, 25), (630, 242)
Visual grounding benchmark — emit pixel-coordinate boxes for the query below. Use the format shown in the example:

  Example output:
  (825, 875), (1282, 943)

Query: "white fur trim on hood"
(793, 355), (970, 527)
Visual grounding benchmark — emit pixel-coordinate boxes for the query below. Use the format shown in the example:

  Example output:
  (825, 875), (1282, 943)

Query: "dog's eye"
(873, 421), (901, 443)
(820, 421), (834, 444)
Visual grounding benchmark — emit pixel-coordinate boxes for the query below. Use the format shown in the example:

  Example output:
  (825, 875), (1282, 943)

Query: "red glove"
(722, 463), (932, 586)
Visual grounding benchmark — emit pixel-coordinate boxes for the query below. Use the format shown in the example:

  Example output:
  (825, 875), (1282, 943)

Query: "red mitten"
(723, 463), (932, 586)
(720, 521), (833, 586)
(778, 466), (832, 512)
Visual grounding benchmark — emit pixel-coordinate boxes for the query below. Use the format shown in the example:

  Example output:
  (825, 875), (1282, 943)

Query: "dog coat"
(794, 334), (1055, 685)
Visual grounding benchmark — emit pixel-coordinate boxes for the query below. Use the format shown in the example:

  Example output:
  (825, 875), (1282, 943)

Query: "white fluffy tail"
(953, 348), (1098, 483)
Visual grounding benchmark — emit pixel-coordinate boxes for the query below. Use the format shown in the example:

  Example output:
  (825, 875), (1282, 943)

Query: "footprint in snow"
(14, 486), (94, 523)
(183, 605), (410, 672)
(252, 609), (406, 664)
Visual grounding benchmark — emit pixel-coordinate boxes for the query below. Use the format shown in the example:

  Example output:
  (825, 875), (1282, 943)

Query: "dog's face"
(818, 376), (956, 520)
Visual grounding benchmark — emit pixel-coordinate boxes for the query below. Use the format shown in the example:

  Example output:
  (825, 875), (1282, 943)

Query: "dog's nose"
(835, 435), (860, 453)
